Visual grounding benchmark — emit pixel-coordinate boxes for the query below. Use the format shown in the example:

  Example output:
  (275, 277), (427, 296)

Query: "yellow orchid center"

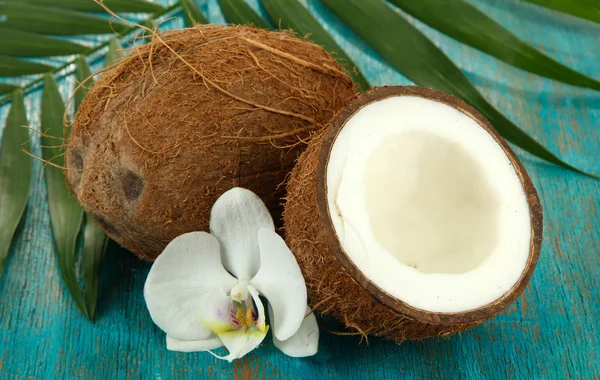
(234, 304), (257, 328)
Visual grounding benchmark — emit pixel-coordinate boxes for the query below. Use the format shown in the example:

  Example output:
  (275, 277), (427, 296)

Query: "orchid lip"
(232, 299), (259, 330)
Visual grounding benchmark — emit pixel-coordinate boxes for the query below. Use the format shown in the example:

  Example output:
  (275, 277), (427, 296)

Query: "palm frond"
(0, 2), (127, 35)
(0, 28), (88, 57)
(321, 0), (591, 175)
(390, 0), (600, 90)
(219, 0), (271, 29)
(182, 0), (208, 26)
(262, 0), (370, 91)
(522, 0), (600, 24)
(1, 0), (164, 13)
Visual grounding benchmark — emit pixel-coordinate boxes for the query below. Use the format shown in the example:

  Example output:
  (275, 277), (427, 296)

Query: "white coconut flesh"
(326, 96), (532, 313)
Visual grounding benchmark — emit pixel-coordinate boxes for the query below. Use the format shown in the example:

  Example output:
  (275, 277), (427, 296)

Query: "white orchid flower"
(144, 187), (319, 361)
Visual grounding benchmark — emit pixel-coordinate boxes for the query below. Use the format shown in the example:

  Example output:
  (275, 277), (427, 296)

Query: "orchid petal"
(248, 284), (266, 332)
(251, 229), (307, 341)
(213, 328), (268, 363)
(166, 335), (223, 353)
(144, 232), (237, 340)
(199, 288), (240, 334)
(271, 305), (319, 358)
(210, 188), (275, 280)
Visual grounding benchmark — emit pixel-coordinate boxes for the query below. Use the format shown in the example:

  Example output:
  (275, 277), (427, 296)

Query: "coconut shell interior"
(66, 25), (356, 260)
(284, 86), (543, 341)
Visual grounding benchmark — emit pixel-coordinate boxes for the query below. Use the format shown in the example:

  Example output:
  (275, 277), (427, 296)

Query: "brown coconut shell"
(65, 25), (356, 261)
(283, 86), (543, 342)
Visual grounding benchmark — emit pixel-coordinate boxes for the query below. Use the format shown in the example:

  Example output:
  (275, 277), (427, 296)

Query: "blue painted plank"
(0, 0), (598, 379)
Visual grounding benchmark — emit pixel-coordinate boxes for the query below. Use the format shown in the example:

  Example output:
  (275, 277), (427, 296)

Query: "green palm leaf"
(2, 0), (164, 13)
(0, 0), (177, 102)
(219, 0), (270, 29)
(0, 2), (127, 35)
(41, 74), (87, 317)
(0, 90), (31, 276)
(105, 37), (124, 67)
(0, 84), (18, 95)
(81, 214), (109, 320)
(522, 0), (600, 24)
(322, 0), (591, 175)
(0, 28), (88, 57)
(182, 0), (207, 26)
(262, 0), (370, 91)
(389, 0), (600, 90)
(74, 56), (92, 120)
(75, 57), (109, 321)
(0, 56), (53, 77)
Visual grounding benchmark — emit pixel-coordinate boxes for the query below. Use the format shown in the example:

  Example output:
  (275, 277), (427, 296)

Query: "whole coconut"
(66, 25), (356, 260)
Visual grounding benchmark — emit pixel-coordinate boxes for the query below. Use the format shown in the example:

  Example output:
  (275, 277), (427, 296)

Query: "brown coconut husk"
(283, 86), (543, 342)
(65, 25), (356, 261)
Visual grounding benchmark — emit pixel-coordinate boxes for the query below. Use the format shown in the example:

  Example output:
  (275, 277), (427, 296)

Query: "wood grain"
(0, 0), (598, 378)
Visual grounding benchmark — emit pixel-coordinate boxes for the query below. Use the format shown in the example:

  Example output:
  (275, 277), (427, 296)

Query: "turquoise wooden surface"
(0, 0), (598, 378)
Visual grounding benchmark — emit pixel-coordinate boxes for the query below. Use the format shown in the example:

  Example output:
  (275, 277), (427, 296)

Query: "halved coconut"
(283, 86), (542, 341)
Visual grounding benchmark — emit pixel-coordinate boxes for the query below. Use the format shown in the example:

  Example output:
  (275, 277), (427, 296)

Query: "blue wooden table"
(0, 0), (598, 378)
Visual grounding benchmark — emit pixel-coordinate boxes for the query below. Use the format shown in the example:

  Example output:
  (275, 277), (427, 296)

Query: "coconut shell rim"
(315, 85), (543, 326)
